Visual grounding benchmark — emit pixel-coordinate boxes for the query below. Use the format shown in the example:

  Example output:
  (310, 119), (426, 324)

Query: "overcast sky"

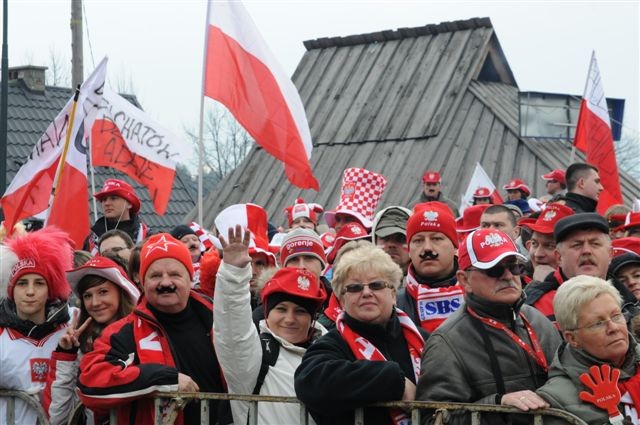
(4, 0), (639, 165)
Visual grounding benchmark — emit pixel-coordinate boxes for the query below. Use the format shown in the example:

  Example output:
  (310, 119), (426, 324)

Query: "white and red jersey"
(0, 324), (67, 424)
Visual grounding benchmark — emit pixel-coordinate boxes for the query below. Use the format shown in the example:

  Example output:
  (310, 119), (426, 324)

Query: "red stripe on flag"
(204, 26), (318, 190)
(91, 119), (176, 215)
(573, 100), (623, 214)
(47, 164), (89, 249)
(0, 164), (57, 233)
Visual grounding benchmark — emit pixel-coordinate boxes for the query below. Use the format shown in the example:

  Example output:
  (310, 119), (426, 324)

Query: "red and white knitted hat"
(67, 256), (140, 303)
(407, 202), (458, 248)
(140, 233), (194, 284)
(284, 198), (324, 227)
(188, 222), (219, 251)
(325, 168), (387, 229)
(503, 179), (531, 197)
(215, 203), (278, 265)
(280, 228), (327, 270)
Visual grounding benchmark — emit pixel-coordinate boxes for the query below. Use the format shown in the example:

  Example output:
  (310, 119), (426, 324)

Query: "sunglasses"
(468, 262), (526, 278)
(342, 280), (393, 294)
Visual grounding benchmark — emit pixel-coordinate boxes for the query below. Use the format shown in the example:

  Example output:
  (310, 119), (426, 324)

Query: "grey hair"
(332, 245), (403, 296)
(553, 275), (622, 331)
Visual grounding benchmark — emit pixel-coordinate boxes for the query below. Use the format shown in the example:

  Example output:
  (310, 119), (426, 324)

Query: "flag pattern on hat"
(458, 228), (526, 270)
(325, 168), (387, 229)
(214, 203), (277, 263)
(284, 198), (323, 227)
(189, 222), (219, 251)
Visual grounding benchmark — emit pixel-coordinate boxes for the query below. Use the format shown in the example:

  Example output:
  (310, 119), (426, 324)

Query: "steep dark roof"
(3, 78), (195, 232)
(189, 17), (637, 228)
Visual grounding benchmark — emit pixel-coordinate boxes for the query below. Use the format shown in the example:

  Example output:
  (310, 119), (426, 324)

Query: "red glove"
(578, 364), (622, 418)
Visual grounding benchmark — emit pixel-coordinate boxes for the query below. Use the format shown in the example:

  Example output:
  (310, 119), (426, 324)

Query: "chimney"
(8, 66), (47, 93)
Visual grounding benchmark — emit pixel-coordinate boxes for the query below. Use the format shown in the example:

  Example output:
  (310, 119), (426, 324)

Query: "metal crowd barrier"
(0, 389), (51, 425)
(1, 389), (588, 425)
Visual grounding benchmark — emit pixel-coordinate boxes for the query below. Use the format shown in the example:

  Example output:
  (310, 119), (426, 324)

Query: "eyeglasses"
(342, 280), (393, 294)
(571, 313), (626, 333)
(468, 263), (526, 278)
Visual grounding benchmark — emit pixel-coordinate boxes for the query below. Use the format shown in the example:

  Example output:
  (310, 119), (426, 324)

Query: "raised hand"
(578, 364), (622, 418)
(58, 309), (92, 351)
(219, 224), (252, 268)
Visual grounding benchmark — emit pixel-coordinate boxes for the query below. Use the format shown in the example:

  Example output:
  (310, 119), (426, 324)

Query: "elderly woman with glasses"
(295, 245), (425, 425)
(537, 275), (640, 423)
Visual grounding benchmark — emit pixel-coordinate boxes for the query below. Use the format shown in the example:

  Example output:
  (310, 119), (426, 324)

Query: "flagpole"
(88, 122), (98, 221)
(197, 0), (213, 226)
(571, 51), (595, 166)
(44, 85), (81, 225)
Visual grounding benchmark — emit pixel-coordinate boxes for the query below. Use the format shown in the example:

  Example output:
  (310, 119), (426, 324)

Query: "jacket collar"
(465, 292), (525, 324)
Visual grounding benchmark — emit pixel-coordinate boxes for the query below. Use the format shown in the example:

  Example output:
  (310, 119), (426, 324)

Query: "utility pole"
(1, 0), (9, 200)
(71, 0), (83, 88)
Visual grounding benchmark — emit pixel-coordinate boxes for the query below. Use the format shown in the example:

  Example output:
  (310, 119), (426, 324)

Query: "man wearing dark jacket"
(78, 233), (230, 425)
(417, 228), (562, 424)
(563, 163), (603, 213)
(412, 170), (459, 216)
(83, 179), (150, 254)
(397, 202), (463, 333)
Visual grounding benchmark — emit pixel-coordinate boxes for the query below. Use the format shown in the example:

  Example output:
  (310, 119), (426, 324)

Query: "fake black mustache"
(419, 251), (439, 260)
(156, 286), (177, 294)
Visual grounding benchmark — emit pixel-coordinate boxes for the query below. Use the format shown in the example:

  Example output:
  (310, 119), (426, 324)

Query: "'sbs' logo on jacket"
(30, 358), (50, 383)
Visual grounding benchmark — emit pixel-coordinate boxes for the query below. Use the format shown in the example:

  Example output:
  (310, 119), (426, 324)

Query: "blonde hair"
(332, 245), (403, 295)
(553, 275), (622, 331)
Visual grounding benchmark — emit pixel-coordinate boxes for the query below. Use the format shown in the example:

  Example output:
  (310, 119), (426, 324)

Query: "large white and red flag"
(1, 58), (108, 248)
(573, 52), (623, 214)
(459, 163), (504, 214)
(203, 0), (319, 190)
(90, 87), (181, 215)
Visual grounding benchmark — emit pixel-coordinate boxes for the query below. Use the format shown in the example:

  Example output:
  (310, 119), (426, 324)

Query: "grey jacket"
(416, 293), (562, 424)
(537, 340), (640, 425)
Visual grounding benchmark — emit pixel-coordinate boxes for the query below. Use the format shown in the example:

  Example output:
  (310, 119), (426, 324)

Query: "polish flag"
(459, 163), (504, 214)
(1, 58), (108, 247)
(573, 52), (623, 214)
(90, 87), (181, 215)
(203, 0), (319, 190)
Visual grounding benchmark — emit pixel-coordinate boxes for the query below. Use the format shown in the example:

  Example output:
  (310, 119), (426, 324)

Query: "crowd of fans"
(2, 161), (640, 424)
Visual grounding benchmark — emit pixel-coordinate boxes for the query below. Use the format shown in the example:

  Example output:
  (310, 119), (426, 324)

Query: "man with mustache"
(396, 202), (463, 333)
(78, 233), (231, 425)
(525, 213), (615, 323)
(372, 206), (412, 275)
(417, 228), (561, 424)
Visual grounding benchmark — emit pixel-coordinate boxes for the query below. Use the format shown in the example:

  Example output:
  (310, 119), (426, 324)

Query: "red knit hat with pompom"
(5, 227), (73, 301)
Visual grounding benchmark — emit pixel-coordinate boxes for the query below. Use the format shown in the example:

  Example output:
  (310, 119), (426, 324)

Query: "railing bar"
(299, 403), (309, 425)
(534, 414), (543, 425)
(201, 398), (209, 425)
(354, 407), (365, 425)
(154, 397), (163, 425)
(412, 406), (421, 424)
(248, 400), (258, 425)
(110, 407), (118, 425)
(471, 411), (481, 425)
(7, 396), (15, 425)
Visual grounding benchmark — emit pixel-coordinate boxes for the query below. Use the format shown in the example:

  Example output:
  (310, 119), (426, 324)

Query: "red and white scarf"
(618, 367), (640, 423)
(324, 293), (343, 322)
(405, 267), (464, 333)
(336, 308), (425, 425)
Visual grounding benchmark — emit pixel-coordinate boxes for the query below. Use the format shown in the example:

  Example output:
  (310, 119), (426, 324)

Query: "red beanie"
(407, 202), (458, 248)
(139, 233), (194, 285)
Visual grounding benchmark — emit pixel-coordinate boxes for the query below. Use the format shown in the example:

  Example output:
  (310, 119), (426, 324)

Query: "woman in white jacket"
(214, 225), (327, 425)
(42, 255), (140, 424)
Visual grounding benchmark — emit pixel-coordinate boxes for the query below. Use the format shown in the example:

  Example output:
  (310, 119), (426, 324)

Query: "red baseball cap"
(456, 205), (490, 233)
(422, 171), (441, 184)
(522, 203), (574, 235)
(326, 222), (370, 264)
(623, 212), (640, 231)
(541, 169), (566, 185)
(458, 228), (526, 271)
(94, 179), (141, 214)
(503, 179), (531, 198)
(612, 237), (640, 257)
(473, 187), (491, 199)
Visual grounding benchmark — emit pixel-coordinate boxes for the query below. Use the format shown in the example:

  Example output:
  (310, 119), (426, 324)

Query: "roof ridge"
(303, 17), (492, 51)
